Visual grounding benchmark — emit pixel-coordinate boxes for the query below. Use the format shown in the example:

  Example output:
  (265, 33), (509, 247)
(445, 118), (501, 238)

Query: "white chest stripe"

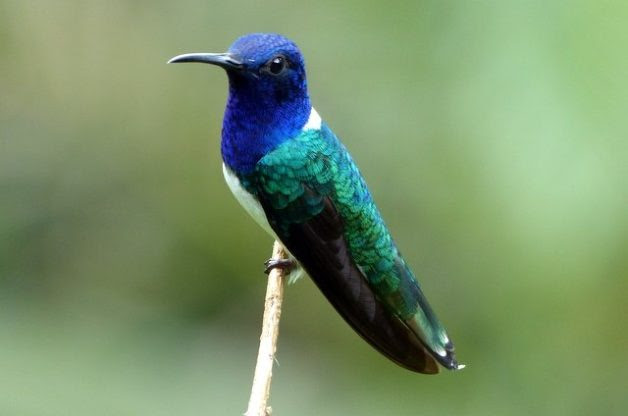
(223, 164), (276, 238)
(222, 164), (305, 283)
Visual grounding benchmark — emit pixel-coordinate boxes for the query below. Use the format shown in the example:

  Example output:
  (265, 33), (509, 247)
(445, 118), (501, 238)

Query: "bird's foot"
(264, 258), (296, 275)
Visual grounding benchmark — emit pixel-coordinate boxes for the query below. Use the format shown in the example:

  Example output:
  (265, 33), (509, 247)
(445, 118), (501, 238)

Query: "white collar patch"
(302, 107), (322, 131)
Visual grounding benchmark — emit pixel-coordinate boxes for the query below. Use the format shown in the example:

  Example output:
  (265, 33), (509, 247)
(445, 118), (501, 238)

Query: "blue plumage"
(221, 34), (311, 174)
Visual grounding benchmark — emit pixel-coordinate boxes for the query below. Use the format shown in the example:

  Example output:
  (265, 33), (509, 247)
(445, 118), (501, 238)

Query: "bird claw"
(264, 258), (296, 275)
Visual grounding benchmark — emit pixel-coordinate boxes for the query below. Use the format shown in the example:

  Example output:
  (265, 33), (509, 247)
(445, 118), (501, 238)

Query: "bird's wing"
(247, 125), (446, 373)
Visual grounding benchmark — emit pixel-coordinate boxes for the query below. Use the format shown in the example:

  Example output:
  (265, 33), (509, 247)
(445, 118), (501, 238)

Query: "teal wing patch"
(241, 124), (458, 371)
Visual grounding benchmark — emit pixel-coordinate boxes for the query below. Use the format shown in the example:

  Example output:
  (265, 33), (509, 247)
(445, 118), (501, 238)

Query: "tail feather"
(392, 257), (464, 370)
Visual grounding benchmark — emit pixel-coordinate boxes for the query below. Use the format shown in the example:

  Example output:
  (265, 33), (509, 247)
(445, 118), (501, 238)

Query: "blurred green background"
(2, 0), (627, 414)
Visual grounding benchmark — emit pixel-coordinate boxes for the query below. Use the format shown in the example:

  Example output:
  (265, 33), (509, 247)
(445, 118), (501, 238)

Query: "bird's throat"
(220, 77), (311, 174)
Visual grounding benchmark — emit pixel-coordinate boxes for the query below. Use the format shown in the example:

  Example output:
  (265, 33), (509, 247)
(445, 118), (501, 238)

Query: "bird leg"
(264, 258), (296, 275)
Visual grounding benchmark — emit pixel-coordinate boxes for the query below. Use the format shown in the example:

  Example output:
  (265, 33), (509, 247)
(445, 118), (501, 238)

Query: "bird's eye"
(267, 56), (286, 75)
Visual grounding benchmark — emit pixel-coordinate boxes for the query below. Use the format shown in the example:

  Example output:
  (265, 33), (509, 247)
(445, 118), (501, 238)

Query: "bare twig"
(245, 241), (287, 416)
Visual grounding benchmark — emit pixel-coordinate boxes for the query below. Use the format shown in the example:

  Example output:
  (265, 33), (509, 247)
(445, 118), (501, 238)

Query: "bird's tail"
(389, 257), (464, 371)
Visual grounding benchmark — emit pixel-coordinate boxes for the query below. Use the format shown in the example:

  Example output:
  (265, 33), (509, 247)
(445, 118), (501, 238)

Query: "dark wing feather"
(258, 185), (439, 373)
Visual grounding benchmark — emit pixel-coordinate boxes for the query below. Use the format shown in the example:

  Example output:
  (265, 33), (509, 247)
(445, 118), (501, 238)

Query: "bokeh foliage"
(1, 1), (627, 414)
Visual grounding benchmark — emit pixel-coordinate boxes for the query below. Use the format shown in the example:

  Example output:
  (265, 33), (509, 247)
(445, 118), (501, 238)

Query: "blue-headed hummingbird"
(169, 33), (463, 373)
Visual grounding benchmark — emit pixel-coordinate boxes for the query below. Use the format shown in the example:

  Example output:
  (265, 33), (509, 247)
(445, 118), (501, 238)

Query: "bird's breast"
(222, 163), (276, 238)
(222, 163), (306, 283)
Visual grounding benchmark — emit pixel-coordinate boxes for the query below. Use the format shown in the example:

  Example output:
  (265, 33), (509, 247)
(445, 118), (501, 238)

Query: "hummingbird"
(169, 33), (463, 373)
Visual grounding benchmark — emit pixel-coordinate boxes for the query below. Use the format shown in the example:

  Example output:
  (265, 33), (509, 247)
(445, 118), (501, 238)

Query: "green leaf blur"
(1, 1), (626, 414)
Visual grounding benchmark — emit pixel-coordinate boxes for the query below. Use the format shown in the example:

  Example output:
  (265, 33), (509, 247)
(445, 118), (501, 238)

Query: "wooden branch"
(245, 241), (287, 416)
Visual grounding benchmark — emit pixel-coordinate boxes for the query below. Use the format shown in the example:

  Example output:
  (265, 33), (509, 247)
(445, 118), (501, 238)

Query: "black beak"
(167, 52), (244, 70)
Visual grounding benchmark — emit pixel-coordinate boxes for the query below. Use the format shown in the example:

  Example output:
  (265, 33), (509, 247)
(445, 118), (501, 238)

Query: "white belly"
(222, 164), (276, 238)
(222, 163), (305, 283)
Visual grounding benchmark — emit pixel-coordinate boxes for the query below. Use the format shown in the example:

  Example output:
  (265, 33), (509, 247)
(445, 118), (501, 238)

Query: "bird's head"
(169, 33), (309, 113)
(169, 33), (313, 173)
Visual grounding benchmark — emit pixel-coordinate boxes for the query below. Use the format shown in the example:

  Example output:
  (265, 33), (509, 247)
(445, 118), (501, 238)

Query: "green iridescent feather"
(240, 124), (452, 359)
